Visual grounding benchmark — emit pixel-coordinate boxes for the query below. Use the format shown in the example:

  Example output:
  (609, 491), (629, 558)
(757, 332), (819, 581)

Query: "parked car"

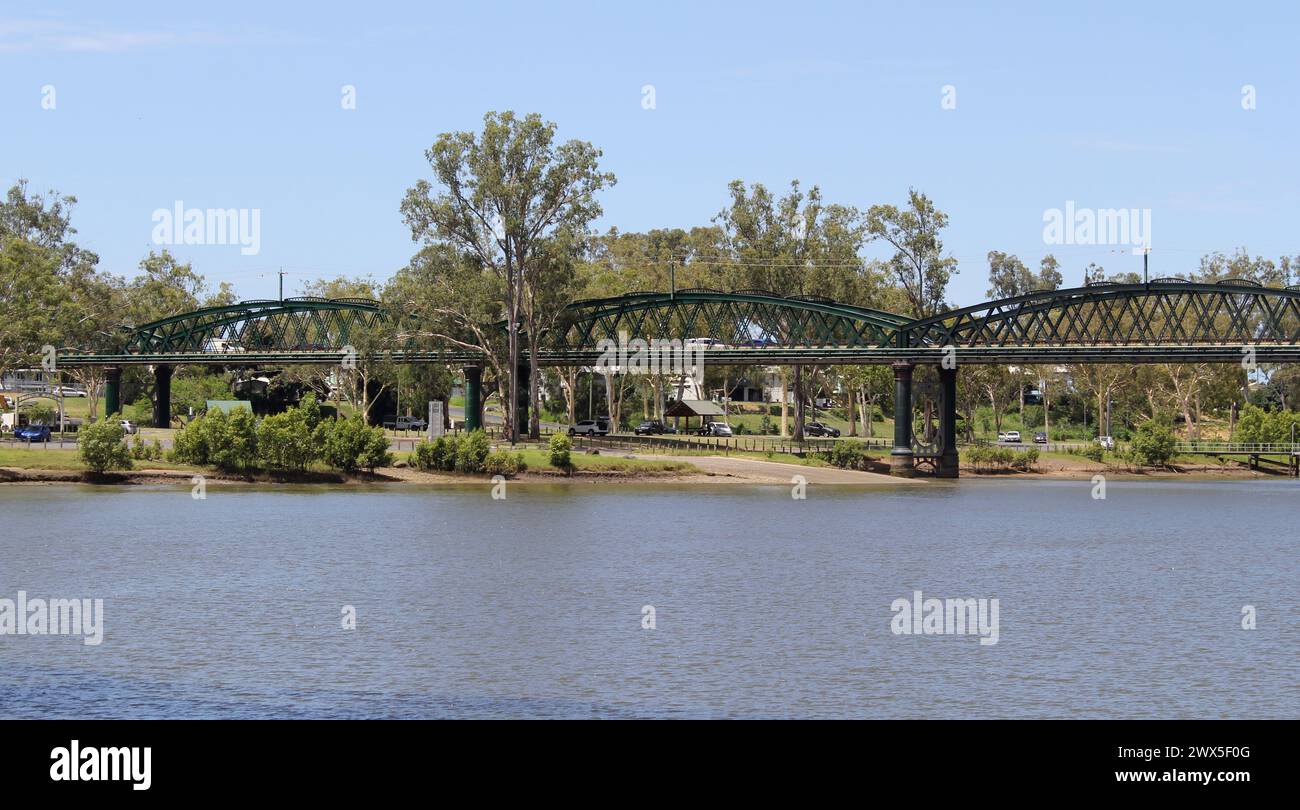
(804, 421), (841, 438)
(1004, 430), (1022, 443)
(997, 431), (1008, 442)
(383, 415), (427, 431)
(634, 420), (670, 435)
(1098, 436), (1115, 450)
(569, 419), (611, 436)
(14, 424), (51, 442)
(1033, 432), (1048, 444)
(119, 420), (138, 435)
(697, 421), (733, 437)
(813, 397), (835, 409)
(57, 386), (88, 397)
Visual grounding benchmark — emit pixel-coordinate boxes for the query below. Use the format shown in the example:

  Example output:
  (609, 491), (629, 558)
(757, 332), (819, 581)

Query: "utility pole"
(279, 269), (286, 301)
(1134, 245), (1151, 284)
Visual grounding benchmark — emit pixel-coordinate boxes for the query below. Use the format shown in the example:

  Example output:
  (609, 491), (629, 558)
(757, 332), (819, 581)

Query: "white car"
(120, 420), (139, 435)
(1098, 436), (1115, 450)
(568, 419), (611, 436)
(1003, 430), (1022, 443)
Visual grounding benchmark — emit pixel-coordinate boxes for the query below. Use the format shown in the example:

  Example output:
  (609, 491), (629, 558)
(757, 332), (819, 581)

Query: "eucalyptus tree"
(401, 111), (615, 443)
(714, 179), (867, 440)
(864, 189), (958, 319)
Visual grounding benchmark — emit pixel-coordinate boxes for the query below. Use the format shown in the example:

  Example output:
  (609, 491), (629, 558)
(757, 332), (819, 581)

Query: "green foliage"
(319, 415), (392, 473)
(78, 419), (132, 473)
(1234, 404), (1300, 444)
(1079, 444), (1105, 463)
(1128, 419), (1176, 466)
(483, 450), (527, 477)
(129, 433), (162, 461)
(257, 407), (320, 471)
(548, 431), (573, 472)
(820, 441), (870, 470)
(966, 445), (1039, 471)
(454, 429), (491, 473)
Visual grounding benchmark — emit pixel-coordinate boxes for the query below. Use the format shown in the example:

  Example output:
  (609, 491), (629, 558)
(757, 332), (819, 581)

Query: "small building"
(205, 400), (254, 415)
(663, 398), (726, 431)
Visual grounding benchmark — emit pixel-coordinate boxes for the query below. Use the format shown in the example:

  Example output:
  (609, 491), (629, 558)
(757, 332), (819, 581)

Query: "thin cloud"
(0, 19), (277, 53)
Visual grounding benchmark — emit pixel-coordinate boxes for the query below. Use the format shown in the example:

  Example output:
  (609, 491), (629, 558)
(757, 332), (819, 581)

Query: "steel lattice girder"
(120, 297), (416, 354)
(902, 281), (1300, 349)
(540, 291), (909, 351)
(53, 282), (1300, 367)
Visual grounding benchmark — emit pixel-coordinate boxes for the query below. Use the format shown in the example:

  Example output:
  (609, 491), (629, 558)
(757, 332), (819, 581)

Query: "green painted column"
(889, 362), (914, 477)
(938, 366), (959, 478)
(103, 367), (121, 418)
(153, 365), (172, 429)
(463, 365), (482, 432)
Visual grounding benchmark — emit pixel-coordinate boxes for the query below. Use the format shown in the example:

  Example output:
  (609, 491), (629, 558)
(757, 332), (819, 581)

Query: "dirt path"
(629, 454), (916, 484)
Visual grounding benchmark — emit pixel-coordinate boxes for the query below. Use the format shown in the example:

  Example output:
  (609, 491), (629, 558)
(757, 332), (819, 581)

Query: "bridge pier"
(463, 365), (482, 432)
(890, 362), (914, 477)
(104, 367), (121, 419)
(938, 366), (959, 478)
(152, 364), (172, 429)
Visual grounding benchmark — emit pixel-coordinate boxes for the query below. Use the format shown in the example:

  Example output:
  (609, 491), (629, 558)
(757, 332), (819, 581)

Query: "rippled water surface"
(1, 479), (1296, 718)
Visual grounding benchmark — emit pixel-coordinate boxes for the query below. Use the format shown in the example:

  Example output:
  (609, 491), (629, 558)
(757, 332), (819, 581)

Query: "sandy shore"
(0, 452), (1281, 487)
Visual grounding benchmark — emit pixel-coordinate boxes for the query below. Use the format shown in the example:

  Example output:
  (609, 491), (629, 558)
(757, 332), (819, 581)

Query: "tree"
(986, 251), (1063, 299)
(714, 179), (867, 440)
(864, 189), (958, 318)
(1129, 419), (1176, 466)
(78, 419), (132, 473)
(401, 111), (615, 443)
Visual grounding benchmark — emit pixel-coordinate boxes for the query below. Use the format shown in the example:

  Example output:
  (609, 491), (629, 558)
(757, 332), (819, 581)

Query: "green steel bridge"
(54, 281), (1300, 476)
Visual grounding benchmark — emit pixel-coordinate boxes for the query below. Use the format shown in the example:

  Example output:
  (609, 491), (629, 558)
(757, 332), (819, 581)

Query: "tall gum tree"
(401, 111), (615, 443)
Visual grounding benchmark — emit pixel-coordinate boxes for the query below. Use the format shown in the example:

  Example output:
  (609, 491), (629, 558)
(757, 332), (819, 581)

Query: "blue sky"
(3, 0), (1297, 306)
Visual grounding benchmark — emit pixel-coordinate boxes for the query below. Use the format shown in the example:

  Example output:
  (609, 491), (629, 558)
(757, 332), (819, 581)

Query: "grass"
(0, 446), (197, 472)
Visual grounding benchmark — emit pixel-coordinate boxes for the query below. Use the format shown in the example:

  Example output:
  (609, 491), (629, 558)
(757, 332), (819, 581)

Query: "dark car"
(804, 421), (841, 438)
(15, 424), (52, 442)
(1033, 432), (1048, 444)
(634, 420), (669, 435)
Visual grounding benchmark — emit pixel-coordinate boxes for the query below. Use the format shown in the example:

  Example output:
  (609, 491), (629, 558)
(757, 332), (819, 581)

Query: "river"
(0, 479), (1295, 718)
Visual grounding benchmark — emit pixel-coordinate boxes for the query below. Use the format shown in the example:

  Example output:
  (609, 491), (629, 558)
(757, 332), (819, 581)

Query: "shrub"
(455, 429), (491, 473)
(1079, 444), (1105, 463)
(484, 450), (527, 477)
(966, 444), (1038, 471)
(1129, 419), (1176, 466)
(319, 416), (392, 473)
(822, 441), (868, 470)
(548, 432), (572, 473)
(257, 407), (319, 471)
(78, 419), (133, 473)
(209, 408), (259, 472)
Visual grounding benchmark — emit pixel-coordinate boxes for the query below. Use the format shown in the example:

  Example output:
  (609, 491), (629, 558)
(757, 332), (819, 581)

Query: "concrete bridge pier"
(463, 365), (483, 432)
(152, 364), (172, 429)
(890, 362), (914, 477)
(104, 367), (121, 418)
(938, 366), (960, 478)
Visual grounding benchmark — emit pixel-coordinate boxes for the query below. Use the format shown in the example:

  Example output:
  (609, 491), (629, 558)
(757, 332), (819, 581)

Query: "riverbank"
(0, 446), (1285, 486)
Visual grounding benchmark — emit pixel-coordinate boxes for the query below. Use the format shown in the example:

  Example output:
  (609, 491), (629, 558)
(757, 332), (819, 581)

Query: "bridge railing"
(1174, 442), (1300, 454)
